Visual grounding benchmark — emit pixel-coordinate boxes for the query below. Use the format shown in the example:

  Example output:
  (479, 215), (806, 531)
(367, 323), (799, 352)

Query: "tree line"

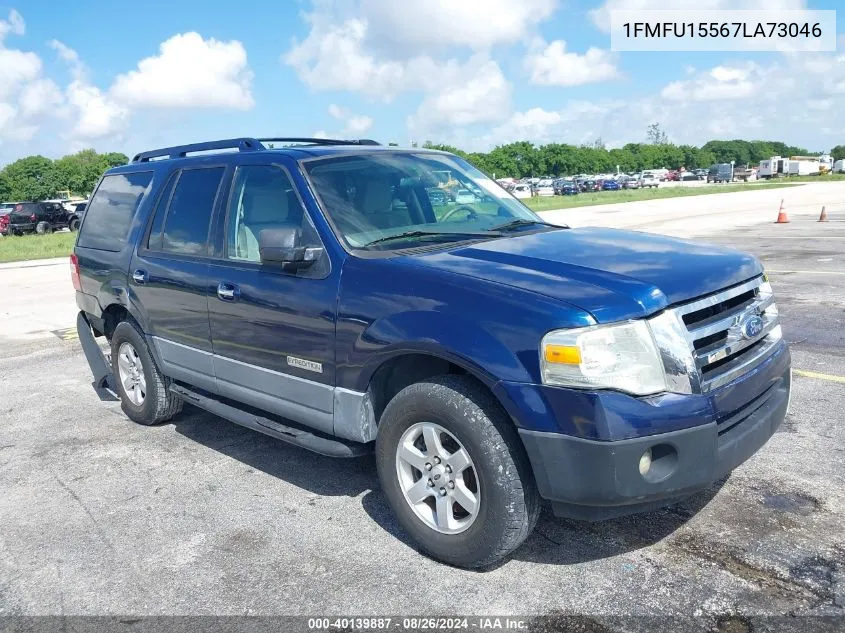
(0, 150), (129, 202)
(422, 139), (824, 178)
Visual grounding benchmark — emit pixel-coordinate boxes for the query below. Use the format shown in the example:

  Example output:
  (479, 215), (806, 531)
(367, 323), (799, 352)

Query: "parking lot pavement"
(1, 203), (844, 620)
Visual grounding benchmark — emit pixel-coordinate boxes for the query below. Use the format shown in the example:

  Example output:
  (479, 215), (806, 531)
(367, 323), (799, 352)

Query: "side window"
(146, 171), (178, 251)
(225, 165), (320, 263)
(77, 172), (154, 251)
(161, 167), (224, 256)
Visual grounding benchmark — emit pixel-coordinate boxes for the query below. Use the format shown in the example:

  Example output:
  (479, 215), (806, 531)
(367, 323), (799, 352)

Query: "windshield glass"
(303, 152), (542, 250)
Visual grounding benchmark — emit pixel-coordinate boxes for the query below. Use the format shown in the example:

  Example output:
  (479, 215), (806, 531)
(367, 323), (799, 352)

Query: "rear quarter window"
(77, 172), (154, 251)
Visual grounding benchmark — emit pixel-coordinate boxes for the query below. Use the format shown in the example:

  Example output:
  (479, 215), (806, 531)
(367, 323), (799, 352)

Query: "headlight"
(540, 321), (666, 395)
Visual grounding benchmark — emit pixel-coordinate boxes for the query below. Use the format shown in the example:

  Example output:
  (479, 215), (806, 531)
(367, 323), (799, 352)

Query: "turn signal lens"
(544, 345), (581, 365)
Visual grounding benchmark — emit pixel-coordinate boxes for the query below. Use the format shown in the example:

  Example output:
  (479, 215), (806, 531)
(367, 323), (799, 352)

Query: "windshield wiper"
(487, 218), (562, 232)
(362, 230), (498, 248)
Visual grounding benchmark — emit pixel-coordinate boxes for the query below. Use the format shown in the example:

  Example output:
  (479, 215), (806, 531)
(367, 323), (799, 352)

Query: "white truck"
(833, 159), (845, 174)
(788, 157), (820, 177)
(759, 157), (788, 179)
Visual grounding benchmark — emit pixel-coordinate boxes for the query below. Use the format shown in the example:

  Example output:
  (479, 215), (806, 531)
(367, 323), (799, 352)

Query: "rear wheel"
(111, 320), (182, 425)
(376, 375), (540, 568)
(36, 221), (52, 235)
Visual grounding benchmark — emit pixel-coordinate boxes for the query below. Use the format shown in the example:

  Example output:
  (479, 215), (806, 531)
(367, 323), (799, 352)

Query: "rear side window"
(77, 172), (153, 251)
(161, 167), (224, 256)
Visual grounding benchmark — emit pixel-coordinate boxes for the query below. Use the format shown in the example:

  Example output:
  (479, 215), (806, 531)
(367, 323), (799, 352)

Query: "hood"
(407, 227), (762, 323)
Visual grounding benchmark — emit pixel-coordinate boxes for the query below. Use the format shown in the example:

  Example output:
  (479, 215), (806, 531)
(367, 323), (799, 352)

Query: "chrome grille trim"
(650, 275), (782, 393)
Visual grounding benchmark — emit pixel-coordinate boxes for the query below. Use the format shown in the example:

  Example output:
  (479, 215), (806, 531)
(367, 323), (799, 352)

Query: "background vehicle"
(665, 171), (679, 182)
(787, 157), (820, 177)
(74, 137), (790, 570)
(427, 188), (448, 206)
(554, 180), (579, 195)
(834, 159), (845, 174)
(707, 164), (733, 183)
(639, 173), (659, 188)
(602, 179), (620, 191)
(454, 189), (478, 204)
(759, 157), (787, 179)
(534, 180), (555, 196)
(7, 201), (83, 235)
(580, 179), (599, 192)
(510, 183), (532, 199)
(679, 172), (702, 182)
(0, 209), (10, 236)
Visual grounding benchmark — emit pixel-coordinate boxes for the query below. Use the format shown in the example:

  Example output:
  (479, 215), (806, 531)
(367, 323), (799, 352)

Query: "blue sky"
(0, 0), (842, 165)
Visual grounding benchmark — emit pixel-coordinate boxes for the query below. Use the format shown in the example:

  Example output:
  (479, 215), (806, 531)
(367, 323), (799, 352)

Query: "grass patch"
(0, 231), (76, 263)
(523, 181), (804, 212)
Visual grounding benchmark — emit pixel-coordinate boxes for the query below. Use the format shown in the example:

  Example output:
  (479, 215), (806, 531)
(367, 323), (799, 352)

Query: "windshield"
(303, 152), (542, 250)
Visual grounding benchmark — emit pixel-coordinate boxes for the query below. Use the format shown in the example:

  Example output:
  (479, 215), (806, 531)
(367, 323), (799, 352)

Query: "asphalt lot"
(1, 186), (844, 622)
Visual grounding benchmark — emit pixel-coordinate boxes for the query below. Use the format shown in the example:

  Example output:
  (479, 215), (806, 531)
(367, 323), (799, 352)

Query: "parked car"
(679, 172), (702, 182)
(707, 164), (734, 183)
(0, 209), (10, 236)
(602, 179), (620, 191)
(639, 174), (659, 188)
(73, 136), (790, 569)
(620, 176), (640, 189)
(555, 180), (579, 195)
(454, 189), (478, 204)
(427, 188), (449, 206)
(580, 179), (599, 192)
(7, 201), (84, 235)
(693, 168), (708, 179)
(534, 180), (555, 197)
(665, 171), (680, 182)
(510, 183), (532, 199)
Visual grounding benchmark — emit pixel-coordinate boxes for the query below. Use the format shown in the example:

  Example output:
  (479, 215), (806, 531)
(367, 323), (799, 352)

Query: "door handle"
(217, 282), (240, 302)
(132, 269), (148, 284)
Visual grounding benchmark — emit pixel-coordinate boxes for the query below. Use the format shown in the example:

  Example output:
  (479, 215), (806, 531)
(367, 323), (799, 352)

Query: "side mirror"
(258, 227), (323, 269)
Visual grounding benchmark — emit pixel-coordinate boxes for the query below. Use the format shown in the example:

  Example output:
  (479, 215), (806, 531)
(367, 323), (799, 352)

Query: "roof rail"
(131, 138), (263, 163)
(258, 137), (381, 147)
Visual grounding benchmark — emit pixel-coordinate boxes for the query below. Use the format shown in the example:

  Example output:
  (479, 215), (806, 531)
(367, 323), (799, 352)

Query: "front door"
(130, 164), (228, 393)
(207, 159), (341, 435)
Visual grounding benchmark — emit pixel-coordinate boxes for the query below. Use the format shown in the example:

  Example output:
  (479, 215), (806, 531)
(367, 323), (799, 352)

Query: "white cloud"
(360, 0), (557, 53)
(327, 103), (374, 135)
(524, 38), (619, 87)
(589, 0), (806, 33)
(110, 32), (253, 109)
(408, 57), (511, 132)
(661, 63), (763, 102)
(66, 80), (128, 140)
(0, 9), (24, 40)
(18, 78), (63, 120)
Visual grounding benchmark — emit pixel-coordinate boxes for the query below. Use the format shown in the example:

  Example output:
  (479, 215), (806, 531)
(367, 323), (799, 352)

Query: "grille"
(670, 276), (782, 392)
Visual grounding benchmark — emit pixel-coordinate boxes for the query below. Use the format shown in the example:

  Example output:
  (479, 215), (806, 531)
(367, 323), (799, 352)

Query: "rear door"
(206, 155), (341, 435)
(130, 163), (229, 393)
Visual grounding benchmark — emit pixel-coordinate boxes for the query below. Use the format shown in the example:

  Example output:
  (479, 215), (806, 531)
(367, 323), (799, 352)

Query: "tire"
(111, 320), (182, 426)
(375, 375), (540, 569)
(36, 221), (52, 235)
(69, 217), (80, 232)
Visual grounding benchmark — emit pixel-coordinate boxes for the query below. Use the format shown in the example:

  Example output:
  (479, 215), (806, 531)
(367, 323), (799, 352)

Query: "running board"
(169, 384), (371, 458)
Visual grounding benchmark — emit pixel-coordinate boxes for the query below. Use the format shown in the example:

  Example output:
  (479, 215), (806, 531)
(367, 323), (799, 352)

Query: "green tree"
(831, 145), (845, 161)
(2, 156), (59, 201)
(646, 123), (668, 144)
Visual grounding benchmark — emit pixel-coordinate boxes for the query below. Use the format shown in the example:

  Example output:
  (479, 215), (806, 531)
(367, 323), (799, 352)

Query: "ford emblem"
(739, 314), (764, 339)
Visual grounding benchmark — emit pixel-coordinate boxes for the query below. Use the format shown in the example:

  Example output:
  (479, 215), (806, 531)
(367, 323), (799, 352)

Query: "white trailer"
(788, 159), (820, 176)
(759, 157), (787, 179)
(833, 159), (845, 174)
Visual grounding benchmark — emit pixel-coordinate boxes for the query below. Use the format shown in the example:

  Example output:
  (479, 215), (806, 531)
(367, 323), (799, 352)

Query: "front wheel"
(376, 375), (540, 568)
(69, 217), (80, 232)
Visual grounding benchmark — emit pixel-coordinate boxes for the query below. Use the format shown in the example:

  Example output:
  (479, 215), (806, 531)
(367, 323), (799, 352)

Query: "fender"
(349, 310), (534, 393)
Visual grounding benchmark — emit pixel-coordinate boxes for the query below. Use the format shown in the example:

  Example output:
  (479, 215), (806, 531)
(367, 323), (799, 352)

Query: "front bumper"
(501, 343), (791, 520)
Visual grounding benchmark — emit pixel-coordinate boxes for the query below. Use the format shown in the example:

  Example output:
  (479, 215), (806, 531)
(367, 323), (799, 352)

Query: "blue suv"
(73, 137), (791, 568)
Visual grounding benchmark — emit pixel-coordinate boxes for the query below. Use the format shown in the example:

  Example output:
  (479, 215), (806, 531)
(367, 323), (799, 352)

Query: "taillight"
(70, 254), (81, 291)
(31, 213), (37, 222)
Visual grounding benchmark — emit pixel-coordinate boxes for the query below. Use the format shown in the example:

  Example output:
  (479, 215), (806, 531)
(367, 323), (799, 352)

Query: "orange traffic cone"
(818, 206), (828, 222)
(775, 199), (789, 223)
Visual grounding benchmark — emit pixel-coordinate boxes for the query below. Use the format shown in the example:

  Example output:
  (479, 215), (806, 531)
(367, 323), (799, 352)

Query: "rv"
(759, 157), (787, 179)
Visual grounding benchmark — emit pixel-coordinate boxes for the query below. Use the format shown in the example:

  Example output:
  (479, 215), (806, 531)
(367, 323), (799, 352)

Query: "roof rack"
(130, 137), (381, 163)
(131, 138), (263, 163)
(258, 137), (381, 147)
